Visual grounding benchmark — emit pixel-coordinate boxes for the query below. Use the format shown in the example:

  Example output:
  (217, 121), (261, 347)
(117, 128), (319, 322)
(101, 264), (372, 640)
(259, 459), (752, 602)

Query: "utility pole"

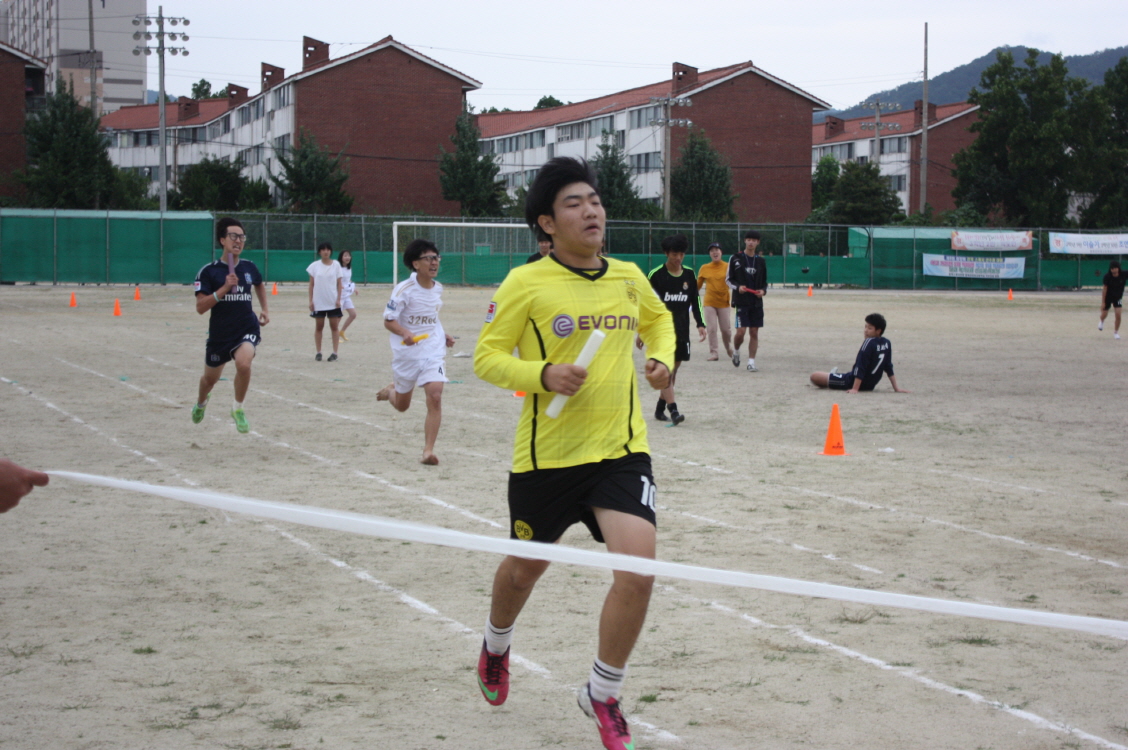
(649, 95), (692, 220)
(920, 22), (930, 214)
(87, 0), (98, 115)
(133, 8), (190, 213)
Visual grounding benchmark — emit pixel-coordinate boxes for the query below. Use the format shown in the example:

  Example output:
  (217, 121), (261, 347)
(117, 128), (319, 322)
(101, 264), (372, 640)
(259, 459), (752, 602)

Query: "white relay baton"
(545, 329), (606, 419)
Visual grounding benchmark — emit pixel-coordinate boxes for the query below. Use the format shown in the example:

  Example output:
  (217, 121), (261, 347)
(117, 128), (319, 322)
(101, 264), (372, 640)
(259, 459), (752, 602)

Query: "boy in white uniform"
(378, 239), (455, 465)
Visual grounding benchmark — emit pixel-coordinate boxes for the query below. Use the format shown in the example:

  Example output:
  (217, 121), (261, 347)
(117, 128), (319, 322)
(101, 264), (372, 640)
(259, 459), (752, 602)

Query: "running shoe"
(476, 642), (509, 706)
(327, 353), (338, 362)
(1116, 332), (1122, 340)
(315, 352), (323, 361)
(1098, 319), (1104, 331)
(731, 351), (740, 367)
(669, 409), (685, 426)
(654, 407), (670, 422)
(191, 394), (209, 424)
(746, 363), (758, 372)
(231, 408), (249, 434)
(578, 683), (633, 750)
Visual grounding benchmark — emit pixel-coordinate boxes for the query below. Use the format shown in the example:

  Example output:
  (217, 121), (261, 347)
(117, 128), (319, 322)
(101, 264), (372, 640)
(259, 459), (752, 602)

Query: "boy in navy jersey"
(191, 217), (271, 433)
(810, 313), (908, 394)
(1098, 260), (1124, 339)
(646, 233), (706, 423)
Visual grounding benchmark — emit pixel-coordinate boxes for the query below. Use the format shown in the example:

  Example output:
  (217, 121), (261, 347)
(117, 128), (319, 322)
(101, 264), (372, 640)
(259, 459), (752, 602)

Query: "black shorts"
(205, 331), (260, 367)
(735, 299), (764, 329)
(674, 333), (691, 362)
(1103, 298), (1123, 310)
(507, 453), (657, 543)
(311, 308), (343, 318)
(828, 372), (876, 391)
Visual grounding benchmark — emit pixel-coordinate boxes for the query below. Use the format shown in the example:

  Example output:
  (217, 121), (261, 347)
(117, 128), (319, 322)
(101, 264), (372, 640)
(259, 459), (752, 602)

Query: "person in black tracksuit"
(726, 229), (767, 371)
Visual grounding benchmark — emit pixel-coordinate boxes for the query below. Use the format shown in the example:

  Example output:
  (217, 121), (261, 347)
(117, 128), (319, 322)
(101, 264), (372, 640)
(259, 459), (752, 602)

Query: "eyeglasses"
(225, 233), (247, 242)
(417, 255), (441, 262)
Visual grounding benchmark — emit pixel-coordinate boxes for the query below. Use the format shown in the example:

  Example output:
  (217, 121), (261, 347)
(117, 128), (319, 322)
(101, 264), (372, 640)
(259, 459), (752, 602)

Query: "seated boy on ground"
(810, 313), (908, 394)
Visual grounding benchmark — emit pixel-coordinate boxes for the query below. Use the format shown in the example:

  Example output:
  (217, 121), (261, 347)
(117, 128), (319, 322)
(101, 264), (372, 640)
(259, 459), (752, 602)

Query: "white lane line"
(928, 469), (1046, 493)
(56, 358), (182, 406)
(2, 377), (198, 487)
(265, 524), (677, 743)
(654, 584), (1127, 750)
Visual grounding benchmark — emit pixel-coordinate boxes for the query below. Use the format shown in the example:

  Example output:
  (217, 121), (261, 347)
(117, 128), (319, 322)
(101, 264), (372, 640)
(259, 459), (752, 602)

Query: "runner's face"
(709, 247), (722, 261)
(665, 251), (685, 269)
(340, 251), (351, 266)
(744, 238), (760, 254)
(539, 182), (604, 255)
(413, 252), (440, 281)
(863, 323), (879, 338)
(220, 228), (246, 257)
(319, 247), (332, 262)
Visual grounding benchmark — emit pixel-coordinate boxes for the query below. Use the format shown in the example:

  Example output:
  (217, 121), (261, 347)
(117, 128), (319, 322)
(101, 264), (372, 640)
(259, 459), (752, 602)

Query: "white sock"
(1099, 319), (1104, 330)
(233, 400), (243, 411)
(588, 658), (626, 702)
(749, 358), (756, 368)
(484, 618), (513, 656)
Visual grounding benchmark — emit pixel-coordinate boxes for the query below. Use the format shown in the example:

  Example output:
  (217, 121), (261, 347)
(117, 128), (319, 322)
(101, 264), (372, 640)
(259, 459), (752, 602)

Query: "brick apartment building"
(99, 36), (481, 215)
(0, 39), (46, 200)
(811, 100), (980, 214)
(477, 62), (832, 223)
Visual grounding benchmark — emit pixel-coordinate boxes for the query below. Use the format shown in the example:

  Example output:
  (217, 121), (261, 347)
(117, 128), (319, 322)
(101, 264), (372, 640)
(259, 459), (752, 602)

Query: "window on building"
(629, 105), (663, 129)
(525, 168), (538, 185)
(479, 140), (494, 155)
(221, 115), (231, 135)
(237, 105), (251, 128)
(880, 136), (907, 154)
(886, 175), (907, 192)
(615, 130), (625, 149)
(547, 143), (554, 159)
(556, 123), (584, 143)
(272, 84), (291, 110)
(528, 130), (546, 148)
(251, 98), (265, 121)
(628, 152), (662, 173)
(587, 115), (614, 139)
(274, 134), (291, 155)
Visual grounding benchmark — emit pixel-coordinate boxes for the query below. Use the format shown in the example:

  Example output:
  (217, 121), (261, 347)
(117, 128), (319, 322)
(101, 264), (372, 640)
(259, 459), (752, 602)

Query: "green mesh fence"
(1, 210), (1123, 289)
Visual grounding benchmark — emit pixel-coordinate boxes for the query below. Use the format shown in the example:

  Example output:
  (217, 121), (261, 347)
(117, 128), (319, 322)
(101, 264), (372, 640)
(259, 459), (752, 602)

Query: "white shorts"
(392, 356), (447, 394)
(341, 295), (355, 310)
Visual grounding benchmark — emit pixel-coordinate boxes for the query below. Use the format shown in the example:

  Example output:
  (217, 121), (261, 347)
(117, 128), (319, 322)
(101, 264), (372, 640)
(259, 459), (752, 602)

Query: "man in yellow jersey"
(474, 157), (675, 750)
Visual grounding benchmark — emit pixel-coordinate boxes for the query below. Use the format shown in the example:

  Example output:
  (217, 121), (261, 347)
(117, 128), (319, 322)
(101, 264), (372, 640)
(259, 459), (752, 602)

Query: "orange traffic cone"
(1007, 288), (1014, 300)
(133, 286), (141, 301)
(819, 403), (848, 455)
(807, 284), (813, 297)
(271, 282), (278, 295)
(113, 299), (122, 316)
(69, 292), (77, 307)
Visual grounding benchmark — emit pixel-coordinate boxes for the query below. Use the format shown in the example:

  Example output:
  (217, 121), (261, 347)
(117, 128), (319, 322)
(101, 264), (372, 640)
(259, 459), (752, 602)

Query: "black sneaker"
(327, 353), (338, 362)
(654, 408), (670, 422)
(315, 352), (322, 361)
(669, 409), (686, 425)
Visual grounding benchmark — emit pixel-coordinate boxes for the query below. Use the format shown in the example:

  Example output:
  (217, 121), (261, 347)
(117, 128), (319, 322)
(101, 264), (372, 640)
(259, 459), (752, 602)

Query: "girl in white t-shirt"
(337, 249), (358, 341)
(306, 242), (343, 361)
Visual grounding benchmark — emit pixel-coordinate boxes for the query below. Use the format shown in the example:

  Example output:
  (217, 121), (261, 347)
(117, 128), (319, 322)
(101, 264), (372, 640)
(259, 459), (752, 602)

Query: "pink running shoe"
(476, 642), (509, 706)
(577, 683), (634, 750)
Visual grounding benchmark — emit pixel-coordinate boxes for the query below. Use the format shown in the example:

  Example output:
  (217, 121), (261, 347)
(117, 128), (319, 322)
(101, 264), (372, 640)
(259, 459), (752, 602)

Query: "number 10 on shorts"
(639, 475), (657, 511)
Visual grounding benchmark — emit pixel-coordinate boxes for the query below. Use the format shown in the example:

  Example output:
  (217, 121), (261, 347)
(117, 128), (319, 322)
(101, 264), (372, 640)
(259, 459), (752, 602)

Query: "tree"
(811, 155), (840, 210)
(271, 129), (354, 214)
(173, 157), (246, 211)
(438, 108), (504, 217)
(826, 161), (902, 225)
(670, 129), (736, 221)
(952, 49), (1090, 227)
(20, 79), (116, 208)
(190, 79), (227, 99)
(534, 95), (565, 109)
(1078, 57), (1128, 228)
(590, 132), (654, 220)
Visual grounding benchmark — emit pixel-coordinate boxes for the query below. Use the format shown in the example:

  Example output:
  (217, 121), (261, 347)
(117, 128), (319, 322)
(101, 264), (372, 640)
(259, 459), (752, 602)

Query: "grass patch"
(953, 636), (998, 647)
(133, 646), (157, 655)
(7, 644), (44, 658)
(266, 715), (301, 731)
(833, 608), (876, 625)
(639, 694), (658, 703)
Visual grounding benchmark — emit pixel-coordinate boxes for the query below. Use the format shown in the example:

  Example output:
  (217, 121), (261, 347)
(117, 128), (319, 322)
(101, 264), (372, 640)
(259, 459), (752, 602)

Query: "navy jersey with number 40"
(194, 259), (263, 342)
(851, 336), (894, 391)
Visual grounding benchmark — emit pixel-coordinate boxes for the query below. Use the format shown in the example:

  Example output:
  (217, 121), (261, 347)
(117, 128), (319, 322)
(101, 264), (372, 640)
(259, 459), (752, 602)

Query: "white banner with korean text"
(1048, 232), (1128, 255)
(923, 254), (1026, 279)
(950, 230), (1033, 251)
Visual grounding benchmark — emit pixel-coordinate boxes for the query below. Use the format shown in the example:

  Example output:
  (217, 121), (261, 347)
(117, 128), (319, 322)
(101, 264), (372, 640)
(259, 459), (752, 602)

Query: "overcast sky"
(146, 0), (1125, 111)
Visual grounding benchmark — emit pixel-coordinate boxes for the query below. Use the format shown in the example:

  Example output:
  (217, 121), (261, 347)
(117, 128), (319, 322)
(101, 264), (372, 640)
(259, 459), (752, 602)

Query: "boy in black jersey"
(646, 233), (706, 423)
(191, 218), (271, 433)
(810, 313), (908, 394)
(1099, 260), (1124, 339)
(727, 230), (768, 371)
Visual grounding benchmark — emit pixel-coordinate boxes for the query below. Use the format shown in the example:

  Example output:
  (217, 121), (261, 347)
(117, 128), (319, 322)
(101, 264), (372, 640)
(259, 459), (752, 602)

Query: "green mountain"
(813, 45), (1128, 122)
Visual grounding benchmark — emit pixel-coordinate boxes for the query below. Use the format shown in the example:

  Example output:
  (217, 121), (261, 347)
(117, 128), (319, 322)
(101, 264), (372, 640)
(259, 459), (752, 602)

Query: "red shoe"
(477, 642), (509, 706)
(577, 683), (633, 750)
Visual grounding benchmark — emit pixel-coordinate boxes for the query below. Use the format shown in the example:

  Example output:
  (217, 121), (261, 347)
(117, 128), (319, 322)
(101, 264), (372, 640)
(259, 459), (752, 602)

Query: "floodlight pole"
(920, 22), (930, 214)
(133, 7), (189, 213)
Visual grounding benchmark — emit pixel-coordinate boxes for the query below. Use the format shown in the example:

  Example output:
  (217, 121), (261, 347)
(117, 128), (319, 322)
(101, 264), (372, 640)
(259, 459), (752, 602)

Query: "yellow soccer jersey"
(475, 255), (675, 473)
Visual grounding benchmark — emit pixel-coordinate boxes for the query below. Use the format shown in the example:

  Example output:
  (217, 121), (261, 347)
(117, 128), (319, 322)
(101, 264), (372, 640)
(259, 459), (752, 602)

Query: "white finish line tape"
(50, 471), (1128, 640)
